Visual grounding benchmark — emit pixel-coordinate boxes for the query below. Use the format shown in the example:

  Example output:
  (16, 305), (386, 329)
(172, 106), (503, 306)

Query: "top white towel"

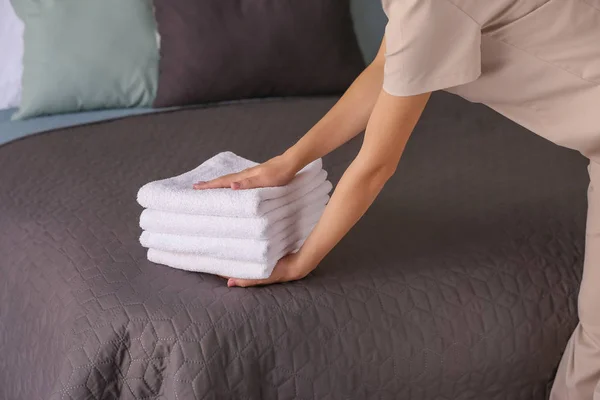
(137, 152), (325, 217)
(140, 180), (332, 239)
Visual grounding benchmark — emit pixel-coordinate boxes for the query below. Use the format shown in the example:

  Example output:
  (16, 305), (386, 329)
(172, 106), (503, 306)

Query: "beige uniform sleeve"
(382, 0), (482, 96)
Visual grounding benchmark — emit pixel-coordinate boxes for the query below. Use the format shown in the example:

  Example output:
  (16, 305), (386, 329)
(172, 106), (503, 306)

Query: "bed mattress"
(0, 94), (588, 400)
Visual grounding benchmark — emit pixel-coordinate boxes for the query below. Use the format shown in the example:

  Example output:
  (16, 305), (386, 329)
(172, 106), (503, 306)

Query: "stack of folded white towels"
(137, 152), (332, 279)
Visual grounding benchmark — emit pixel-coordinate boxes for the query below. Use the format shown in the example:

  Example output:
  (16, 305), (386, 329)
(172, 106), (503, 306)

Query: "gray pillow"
(152, 0), (366, 107)
(12, 0), (159, 119)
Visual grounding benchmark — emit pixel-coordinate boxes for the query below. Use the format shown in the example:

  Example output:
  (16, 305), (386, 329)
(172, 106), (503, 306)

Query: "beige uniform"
(382, 0), (600, 398)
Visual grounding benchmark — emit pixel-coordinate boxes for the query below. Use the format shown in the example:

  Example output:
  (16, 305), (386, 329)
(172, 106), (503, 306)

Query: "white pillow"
(0, 0), (24, 110)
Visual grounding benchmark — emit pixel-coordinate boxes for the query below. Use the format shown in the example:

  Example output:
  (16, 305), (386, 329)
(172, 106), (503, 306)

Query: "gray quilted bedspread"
(0, 94), (590, 400)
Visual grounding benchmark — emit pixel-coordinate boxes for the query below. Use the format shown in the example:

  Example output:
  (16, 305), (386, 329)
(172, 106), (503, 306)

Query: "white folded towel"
(140, 207), (322, 264)
(147, 241), (304, 279)
(139, 180), (332, 239)
(137, 151), (325, 217)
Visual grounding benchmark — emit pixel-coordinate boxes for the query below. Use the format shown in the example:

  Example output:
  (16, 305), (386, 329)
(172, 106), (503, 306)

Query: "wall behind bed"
(351, 0), (387, 63)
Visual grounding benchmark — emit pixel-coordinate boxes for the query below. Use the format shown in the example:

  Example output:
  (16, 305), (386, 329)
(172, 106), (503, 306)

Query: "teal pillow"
(12, 0), (159, 119)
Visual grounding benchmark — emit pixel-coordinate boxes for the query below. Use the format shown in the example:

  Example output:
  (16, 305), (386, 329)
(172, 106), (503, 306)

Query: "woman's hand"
(193, 155), (300, 190)
(193, 36), (390, 192)
(217, 90), (430, 288)
(218, 252), (314, 287)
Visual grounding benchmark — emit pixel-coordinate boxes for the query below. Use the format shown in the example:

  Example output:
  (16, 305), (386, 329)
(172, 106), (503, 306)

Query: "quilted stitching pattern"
(0, 94), (589, 400)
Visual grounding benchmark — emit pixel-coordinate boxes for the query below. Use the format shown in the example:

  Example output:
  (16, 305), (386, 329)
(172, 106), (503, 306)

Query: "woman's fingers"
(192, 175), (231, 189)
(227, 277), (273, 287)
(231, 176), (260, 190)
(193, 170), (248, 189)
(194, 168), (267, 190)
(226, 262), (283, 287)
(225, 253), (310, 288)
(193, 157), (296, 191)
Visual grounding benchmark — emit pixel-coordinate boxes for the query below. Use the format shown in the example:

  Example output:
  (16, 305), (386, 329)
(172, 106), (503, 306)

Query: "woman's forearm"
(219, 86), (431, 287)
(292, 160), (391, 273)
(192, 47), (387, 192)
(283, 49), (386, 170)
(293, 90), (431, 273)
(195, 39), (388, 192)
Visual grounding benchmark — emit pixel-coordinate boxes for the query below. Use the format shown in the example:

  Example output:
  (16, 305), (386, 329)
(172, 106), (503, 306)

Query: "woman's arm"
(228, 89), (431, 287)
(282, 38), (387, 171)
(194, 38), (388, 190)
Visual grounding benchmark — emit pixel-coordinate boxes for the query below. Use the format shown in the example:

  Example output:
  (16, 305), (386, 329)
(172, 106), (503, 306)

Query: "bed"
(0, 93), (587, 399)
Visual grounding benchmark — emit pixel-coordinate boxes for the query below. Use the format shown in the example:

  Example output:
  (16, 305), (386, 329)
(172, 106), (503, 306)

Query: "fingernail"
(227, 279), (236, 287)
(231, 182), (241, 190)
